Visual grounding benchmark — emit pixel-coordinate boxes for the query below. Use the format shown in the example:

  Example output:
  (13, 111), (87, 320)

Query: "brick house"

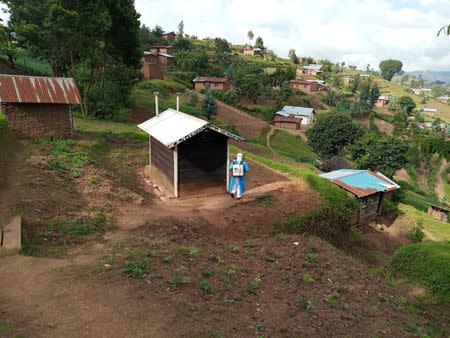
(289, 80), (327, 93)
(437, 95), (449, 104)
(272, 115), (302, 130)
(275, 106), (315, 125)
(141, 47), (174, 80)
(193, 77), (233, 92)
(149, 46), (174, 55)
(343, 76), (353, 84)
(243, 45), (263, 56)
(427, 203), (449, 223)
(0, 74), (81, 139)
(297, 57), (307, 63)
(375, 95), (389, 107)
(162, 32), (176, 41)
(298, 64), (322, 76)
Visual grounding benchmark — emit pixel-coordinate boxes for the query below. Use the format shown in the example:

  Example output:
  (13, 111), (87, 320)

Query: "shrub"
(199, 88), (207, 94)
(349, 227), (363, 243)
(223, 89), (237, 105)
(0, 113), (8, 130)
(188, 93), (199, 106)
(392, 242), (450, 304)
(406, 227), (425, 243)
(123, 251), (151, 279)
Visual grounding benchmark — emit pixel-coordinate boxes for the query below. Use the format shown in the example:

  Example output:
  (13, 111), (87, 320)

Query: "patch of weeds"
(223, 296), (237, 304)
(203, 268), (216, 277)
(296, 297), (316, 312)
(172, 266), (191, 287)
(274, 233), (284, 240)
(281, 272), (290, 282)
(241, 267), (250, 273)
(307, 242), (318, 252)
(314, 267), (325, 277)
(402, 321), (425, 335)
(163, 255), (175, 263)
(215, 256), (224, 264)
(303, 253), (317, 264)
(223, 277), (232, 289)
(227, 265), (237, 276)
(231, 245), (240, 252)
(302, 274), (314, 282)
(123, 251), (151, 279)
(349, 227), (363, 243)
(46, 139), (89, 178)
(324, 297), (343, 308)
(178, 247), (200, 257)
(406, 227), (425, 243)
(254, 194), (276, 207)
(256, 324), (264, 332)
(210, 328), (226, 338)
(245, 240), (257, 248)
(199, 279), (214, 294)
(180, 301), (195, 315)
(248, 276), (262, 294)
(90, 176), (100, 185)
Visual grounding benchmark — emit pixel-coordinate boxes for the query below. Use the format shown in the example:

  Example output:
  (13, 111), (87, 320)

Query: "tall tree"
(288, 49), (298, 64)
(306, 113), (364, 158)
(178, 20), (184, 38)
(254, 36), (264, 50)
(202, 90), (217, 120)
(397, 96), (416, 115)
(379, 59), (403, 81)
(4, 0), (142, 118)
(247, 30), (254, 44)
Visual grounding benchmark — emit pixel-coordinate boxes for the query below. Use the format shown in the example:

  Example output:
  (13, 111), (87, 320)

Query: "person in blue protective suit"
(229, 153), (250, 199)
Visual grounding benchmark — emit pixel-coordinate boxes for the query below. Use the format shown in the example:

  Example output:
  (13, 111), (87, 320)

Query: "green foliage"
(379, 59), (403, 81)
(381, 199), (403, 217)
(46, 139), (90, 177)
(406, 227), (425, 243)
(307, 112), (364, 158)
(173, 37), (190, 52)
(254, 36), (264, 50)
(346, 132), (409, 177)
(248, 276), (262, 294)
(175, 48), (210, 74)
(269, 129), (317, 163)
(199, 280), (214, 294)
(397, 96), (416, 115)
(172, 266), (191, 287)
(223, 89), (237, 105)
(202, 91), (218, 120)
(0, 112), (8, 130)
(392, 242), (450, 303)
(275, 85), (293, 108)
(7, 0), (142, 119)
(188, 93), (199, 106)
(236, 73), (263, 103)
(123, 251), (151, 279)
(349, 227), (363, 243)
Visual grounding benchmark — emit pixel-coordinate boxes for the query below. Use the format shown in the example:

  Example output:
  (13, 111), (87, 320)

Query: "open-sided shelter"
(138, 108), (244, 197)
(0, 74), (81, 139)
(320, 169), (400, 221)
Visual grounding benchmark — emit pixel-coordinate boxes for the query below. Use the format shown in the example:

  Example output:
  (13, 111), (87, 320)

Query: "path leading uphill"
(436, 158), (448, 201)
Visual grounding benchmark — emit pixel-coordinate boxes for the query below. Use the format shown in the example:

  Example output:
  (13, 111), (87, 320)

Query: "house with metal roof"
(193, 77), (233, 92)
(0, 74), (81, 139)
(138, 108), (243, 197)
(320, 169), (400, 221)
(243, 45), (263, 56)
(299, 64), (322, 76)
(375, 95), (390, 107)
(275, 106), (315, 125)
(141, 47), (174, 80)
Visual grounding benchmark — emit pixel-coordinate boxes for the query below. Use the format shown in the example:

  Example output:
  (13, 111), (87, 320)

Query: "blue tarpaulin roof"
(320, 169), (400, 198)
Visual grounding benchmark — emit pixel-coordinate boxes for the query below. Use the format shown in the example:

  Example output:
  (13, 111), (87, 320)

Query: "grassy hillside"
(269, 129), (318, 163)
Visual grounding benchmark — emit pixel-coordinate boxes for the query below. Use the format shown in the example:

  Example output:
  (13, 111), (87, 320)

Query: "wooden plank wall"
(178, 130), (227, 189)
(359, 193), (382, 218)
(151, 136), (174, 185)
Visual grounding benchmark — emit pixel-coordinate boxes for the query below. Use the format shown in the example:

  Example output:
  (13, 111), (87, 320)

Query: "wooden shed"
(427, 203), (449, 223)
(138, 109), (243, 197)
(320, 169), (400, 222)
(0, 74), (81, 139)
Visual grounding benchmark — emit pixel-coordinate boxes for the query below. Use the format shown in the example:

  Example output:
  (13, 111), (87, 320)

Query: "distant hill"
(406, 70), (450, 84)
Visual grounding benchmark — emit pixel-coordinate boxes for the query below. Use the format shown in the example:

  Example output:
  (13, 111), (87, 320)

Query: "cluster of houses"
(411, 88), (432, 95)
(141, 45), (174, 80)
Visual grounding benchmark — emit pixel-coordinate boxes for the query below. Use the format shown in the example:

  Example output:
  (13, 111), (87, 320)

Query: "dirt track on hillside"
(436, 159), (448, 201)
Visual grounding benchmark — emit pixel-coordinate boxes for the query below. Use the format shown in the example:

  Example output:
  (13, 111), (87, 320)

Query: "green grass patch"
(0, 112), (8, 130)
(398, 204), (450, 241)
(0, 49), (52, 75)
(247, 125), (270, 148)
(74, 116), (148, 142)
(392, 242), (450, 304)
(45, 139), (90, 177)
(269, 129), (318, 164)
(381, 199), (404, 217)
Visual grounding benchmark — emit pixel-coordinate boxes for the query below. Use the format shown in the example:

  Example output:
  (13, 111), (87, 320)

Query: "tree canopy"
(397, 96), (416, 114)
(379, 59), (403, 81)
(346, 132), (409, 177)
(4, 0), (142, 119)
(254, 36), (264, 50)
(202, 90), (217, 120)
(306, 112), (364, 158)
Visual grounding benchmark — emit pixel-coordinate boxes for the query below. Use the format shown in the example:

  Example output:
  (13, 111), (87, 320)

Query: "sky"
(0, 0), (449, 71)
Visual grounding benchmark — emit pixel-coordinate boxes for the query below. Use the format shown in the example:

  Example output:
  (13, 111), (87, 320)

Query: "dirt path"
(266, 127), (276, 153)
(435, 158), (448, 201)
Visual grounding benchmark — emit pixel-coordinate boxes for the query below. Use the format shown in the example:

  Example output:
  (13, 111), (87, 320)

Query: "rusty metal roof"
(193, 77), (228, 83)
(0, 75), (81, 104)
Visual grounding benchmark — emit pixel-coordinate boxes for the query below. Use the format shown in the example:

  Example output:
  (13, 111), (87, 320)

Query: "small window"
(215, 82), (219, 87)
(203, 82), (207, 88)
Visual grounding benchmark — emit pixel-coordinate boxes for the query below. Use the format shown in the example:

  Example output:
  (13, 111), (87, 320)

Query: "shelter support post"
(226, 140), (230, 191)
(174, 145), (179, 197)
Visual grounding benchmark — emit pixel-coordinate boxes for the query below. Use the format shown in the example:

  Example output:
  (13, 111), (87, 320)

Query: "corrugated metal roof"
(378, 95), (389, 100)
(193, 77), (228, 83)
(302, 64), (322, 71)
(137, 108), (243, 148)
(320, 169), (400, 198)
(0, 75), (81, 104)
(158, 53), (173, 58)
(282, 106), (315, 117)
